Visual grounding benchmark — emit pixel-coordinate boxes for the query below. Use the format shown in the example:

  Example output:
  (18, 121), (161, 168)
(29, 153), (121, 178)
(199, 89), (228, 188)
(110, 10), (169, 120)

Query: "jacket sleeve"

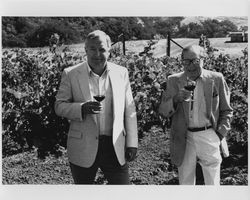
(54, 70), (83, 121)
(124, 68), (138, 148)
(216, 74), (233, 137)
(158, 76), (178, 118)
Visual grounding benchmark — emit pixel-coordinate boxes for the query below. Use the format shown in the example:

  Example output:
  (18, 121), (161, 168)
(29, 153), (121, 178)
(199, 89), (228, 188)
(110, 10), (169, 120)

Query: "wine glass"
(93, 94), (105, 102)
(184, 77), (196, 102)
(93, 93), (105, 113)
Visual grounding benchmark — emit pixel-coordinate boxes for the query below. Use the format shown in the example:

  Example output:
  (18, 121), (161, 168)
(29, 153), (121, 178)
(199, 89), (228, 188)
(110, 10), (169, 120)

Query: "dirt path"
(128, 127), (179, 185)
(2, 126), (247, 185)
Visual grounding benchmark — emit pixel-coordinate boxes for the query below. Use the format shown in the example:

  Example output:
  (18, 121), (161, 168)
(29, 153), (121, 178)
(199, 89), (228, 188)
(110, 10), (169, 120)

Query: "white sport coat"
(55, 61), (138, 167)
(159, 69), (233, 166)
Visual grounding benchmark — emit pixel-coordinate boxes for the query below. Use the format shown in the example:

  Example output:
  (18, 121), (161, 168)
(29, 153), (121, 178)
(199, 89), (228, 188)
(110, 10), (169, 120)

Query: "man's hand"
(125, 147), (137, 162)
(173, 89), (192, 104)
(216, 131), (224, 141)
(81, 101), (102, 117)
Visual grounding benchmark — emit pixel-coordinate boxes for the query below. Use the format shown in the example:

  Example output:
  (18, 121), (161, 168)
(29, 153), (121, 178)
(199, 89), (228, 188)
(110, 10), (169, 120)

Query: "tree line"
(2, 17), (238, 48)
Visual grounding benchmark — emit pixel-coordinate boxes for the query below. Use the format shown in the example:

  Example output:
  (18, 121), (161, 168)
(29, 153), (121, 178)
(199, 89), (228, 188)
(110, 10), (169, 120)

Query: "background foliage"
(2, 17), (240, 48)
(2, 42), (248, 162)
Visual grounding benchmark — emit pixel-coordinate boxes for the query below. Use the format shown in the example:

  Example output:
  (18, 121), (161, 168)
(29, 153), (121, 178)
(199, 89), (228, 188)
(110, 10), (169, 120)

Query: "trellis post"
(167, 32), (171, 56)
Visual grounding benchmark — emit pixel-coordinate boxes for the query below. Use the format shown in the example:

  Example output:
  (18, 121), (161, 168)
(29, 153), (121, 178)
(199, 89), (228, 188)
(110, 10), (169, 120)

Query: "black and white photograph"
(0, 0), (249, 200)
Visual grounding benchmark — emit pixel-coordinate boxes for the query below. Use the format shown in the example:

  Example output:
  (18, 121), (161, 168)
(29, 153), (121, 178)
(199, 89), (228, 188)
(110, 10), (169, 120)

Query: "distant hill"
(2, 16), (247, 48)
(125, 37), (248, 58)
(180, 16), (248, 29)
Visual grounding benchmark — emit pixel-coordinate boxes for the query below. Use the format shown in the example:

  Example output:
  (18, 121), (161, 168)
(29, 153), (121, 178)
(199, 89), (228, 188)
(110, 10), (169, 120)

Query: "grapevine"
(2, 46), (248, 161)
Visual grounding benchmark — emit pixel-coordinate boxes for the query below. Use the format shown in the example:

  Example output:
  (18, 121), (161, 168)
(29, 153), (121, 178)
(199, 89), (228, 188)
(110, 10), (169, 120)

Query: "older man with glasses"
(159, 45), (233, 185)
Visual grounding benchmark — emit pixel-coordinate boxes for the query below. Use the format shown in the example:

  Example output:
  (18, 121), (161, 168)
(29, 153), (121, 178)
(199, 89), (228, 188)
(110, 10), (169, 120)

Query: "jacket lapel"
(177, 74), (190, 123)
(108, 66), (120, 119)
(201, 70), (213, 118)
(77, 63), (97, 124)
(108, 65), (123, 142)
(77, 63), (91, 101)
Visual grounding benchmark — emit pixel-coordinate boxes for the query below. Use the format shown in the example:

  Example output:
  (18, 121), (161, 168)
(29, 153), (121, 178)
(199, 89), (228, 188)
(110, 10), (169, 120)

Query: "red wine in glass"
(184, 80), (196, 102)
(184, 84), (196, 91)
(93, 95), (105, 102)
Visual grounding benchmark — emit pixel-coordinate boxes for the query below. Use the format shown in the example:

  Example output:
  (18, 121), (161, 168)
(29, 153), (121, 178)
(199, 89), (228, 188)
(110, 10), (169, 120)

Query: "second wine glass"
(184, 78), (196, 102)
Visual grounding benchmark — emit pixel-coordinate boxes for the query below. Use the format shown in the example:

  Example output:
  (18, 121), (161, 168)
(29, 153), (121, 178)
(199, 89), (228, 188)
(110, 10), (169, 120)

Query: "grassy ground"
(2, 127), (247, 185)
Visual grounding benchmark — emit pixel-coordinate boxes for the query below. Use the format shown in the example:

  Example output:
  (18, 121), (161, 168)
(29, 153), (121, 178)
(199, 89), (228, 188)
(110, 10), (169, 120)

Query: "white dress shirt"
(87, 63), (113, 136)
(188, 73), (211, 128)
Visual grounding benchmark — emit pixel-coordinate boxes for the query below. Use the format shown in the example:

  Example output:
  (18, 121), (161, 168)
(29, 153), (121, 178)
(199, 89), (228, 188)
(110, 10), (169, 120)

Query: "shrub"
(26, 21), (82, 47)
(2, 46), (248, 159)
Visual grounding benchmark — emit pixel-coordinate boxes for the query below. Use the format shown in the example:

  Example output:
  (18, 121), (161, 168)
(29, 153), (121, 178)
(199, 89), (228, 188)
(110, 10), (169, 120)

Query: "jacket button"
(96, 136), (98, 140)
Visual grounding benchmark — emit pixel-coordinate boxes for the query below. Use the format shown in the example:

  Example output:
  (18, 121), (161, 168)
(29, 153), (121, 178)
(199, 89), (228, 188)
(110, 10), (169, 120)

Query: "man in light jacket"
(159, 45), (233, 185)
(55, 30), (138, 184)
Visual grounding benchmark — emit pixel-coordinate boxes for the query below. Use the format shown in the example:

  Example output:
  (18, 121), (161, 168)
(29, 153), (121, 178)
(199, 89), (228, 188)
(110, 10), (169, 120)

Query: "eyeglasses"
(182, 58), (201, 65)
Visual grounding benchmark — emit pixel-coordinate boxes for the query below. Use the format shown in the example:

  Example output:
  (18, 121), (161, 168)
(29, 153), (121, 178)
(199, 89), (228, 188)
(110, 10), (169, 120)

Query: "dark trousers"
(70, 136), (130, 184)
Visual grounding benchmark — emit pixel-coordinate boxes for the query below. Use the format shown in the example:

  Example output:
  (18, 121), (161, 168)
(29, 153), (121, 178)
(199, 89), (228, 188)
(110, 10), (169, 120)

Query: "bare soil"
(2, 127), (247, 185)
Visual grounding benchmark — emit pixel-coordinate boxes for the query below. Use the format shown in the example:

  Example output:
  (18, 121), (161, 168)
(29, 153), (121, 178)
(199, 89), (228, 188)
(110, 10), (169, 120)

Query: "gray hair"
(181, 45), (207, 59)
(85, 30), (112, 49)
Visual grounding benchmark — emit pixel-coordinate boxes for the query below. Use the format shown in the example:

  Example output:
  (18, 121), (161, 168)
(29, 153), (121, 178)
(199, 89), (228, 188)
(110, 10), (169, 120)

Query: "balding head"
(181, 45), (207, 60)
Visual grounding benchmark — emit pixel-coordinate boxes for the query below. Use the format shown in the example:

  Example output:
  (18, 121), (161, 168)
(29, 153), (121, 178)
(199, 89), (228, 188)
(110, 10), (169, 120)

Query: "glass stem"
(191, 91), (194, 110)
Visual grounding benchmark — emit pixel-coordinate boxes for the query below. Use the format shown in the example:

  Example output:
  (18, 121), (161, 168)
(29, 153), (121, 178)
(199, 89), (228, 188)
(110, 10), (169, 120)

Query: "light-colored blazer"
(55, 61), (138, 168)
(159, 69), (233, 166)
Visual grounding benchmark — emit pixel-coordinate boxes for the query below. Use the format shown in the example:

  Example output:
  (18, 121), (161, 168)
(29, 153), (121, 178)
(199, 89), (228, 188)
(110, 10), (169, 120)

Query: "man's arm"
(158, 76), (179, 118)
(124, 68), (138, 149)
(123, 68), (138, 162)
(54, 70), (83, 121)
(216, 74), (233, 139)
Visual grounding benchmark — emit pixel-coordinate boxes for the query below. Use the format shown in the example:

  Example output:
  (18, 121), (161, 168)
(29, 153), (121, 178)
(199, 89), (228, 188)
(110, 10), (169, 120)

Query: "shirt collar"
(197, 68), (205, 80)
(87, 62), (110, 77)
(185, 68), (205, 81)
